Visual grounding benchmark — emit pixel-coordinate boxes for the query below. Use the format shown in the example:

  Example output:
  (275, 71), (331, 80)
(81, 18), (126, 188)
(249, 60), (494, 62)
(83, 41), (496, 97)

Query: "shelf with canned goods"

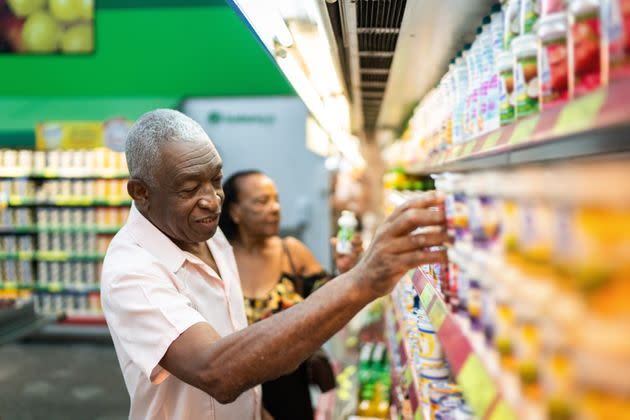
(389, 282), (426, 419)
(404, 79), (630, 174)
(386, 298), (432, 420)
(1, 195), (132, 208)
(0, 225), (123, 235)
(411, 266), (521, 420)
(0, 251), (106, 262)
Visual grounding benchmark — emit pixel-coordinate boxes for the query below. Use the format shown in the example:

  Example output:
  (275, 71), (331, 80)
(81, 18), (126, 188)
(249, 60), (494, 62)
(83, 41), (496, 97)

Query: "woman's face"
(231, 174), (281, 238)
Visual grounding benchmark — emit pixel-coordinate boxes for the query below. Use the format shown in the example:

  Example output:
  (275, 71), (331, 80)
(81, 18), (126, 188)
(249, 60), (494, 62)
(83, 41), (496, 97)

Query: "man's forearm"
(203, 268), (371, 402)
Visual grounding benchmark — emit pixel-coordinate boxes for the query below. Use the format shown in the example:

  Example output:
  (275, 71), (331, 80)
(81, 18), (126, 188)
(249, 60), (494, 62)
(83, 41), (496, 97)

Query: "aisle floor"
(0, 342), (129, 420)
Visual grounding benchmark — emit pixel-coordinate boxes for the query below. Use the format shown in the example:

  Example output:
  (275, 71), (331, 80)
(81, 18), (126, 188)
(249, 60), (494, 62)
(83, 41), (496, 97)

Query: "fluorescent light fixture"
(305, 116), (330, 157)
(229, 0), (362, 167)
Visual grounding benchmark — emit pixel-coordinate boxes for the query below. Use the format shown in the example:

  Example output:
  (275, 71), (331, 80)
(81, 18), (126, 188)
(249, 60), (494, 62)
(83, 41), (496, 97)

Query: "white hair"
(125, 109), (210, 187)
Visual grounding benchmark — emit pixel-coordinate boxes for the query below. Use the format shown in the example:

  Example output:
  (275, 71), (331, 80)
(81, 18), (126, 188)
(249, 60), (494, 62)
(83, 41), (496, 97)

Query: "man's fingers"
(387, 207), (446, 238)
(386, 231), (450, 254)
(388, 191), (445, 219)
(398, 248), (448, 268)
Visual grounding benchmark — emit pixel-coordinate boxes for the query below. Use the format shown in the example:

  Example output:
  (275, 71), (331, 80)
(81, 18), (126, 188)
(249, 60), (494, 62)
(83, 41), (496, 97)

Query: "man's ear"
(127, 179), (150, 210)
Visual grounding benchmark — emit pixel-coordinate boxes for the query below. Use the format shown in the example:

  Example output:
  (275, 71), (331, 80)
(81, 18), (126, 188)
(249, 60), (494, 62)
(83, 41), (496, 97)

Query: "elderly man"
(101, 109), (447, 420)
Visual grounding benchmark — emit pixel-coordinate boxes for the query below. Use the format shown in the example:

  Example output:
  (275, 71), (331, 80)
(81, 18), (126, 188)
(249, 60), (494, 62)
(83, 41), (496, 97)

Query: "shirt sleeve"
(102, 271), (207, 384)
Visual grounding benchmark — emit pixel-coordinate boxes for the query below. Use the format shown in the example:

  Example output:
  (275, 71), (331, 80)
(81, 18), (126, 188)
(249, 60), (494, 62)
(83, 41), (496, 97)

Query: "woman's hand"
(331, 235), (363, 274)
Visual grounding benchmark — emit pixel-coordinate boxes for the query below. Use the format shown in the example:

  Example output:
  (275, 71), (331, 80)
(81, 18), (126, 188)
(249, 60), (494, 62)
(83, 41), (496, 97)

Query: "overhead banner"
(35, 119), (131, 151)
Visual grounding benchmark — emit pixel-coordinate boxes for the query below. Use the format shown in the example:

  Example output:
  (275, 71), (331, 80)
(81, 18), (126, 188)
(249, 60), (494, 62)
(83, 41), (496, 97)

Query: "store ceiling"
(327, 0), (496, 139)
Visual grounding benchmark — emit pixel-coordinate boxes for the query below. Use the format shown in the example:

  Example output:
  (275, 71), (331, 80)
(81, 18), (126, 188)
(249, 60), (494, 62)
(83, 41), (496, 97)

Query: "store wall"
(182, 97), (331, 269)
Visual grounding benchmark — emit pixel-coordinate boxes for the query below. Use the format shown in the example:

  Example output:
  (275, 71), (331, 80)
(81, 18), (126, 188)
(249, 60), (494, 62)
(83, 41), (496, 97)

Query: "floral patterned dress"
(242, 241), (328, 420)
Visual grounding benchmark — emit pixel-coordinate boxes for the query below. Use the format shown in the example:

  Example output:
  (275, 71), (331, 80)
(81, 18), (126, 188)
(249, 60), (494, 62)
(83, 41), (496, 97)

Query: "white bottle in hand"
(336, 210), (358, 255)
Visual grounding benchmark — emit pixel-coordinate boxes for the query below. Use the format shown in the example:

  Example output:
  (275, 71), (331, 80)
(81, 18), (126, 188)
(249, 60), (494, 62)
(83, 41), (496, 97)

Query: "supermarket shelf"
(408, 79), (630, 174)
(1, 196), (131, 207)
(0, 251), (106, 262)
(32, 323), (111, 341)
(0, 302), (58, 345)
(390, 293), (424, 418)
(0, 225), (122, 235)
(0, 170), (128, 179)
(411, 267), (520, 420)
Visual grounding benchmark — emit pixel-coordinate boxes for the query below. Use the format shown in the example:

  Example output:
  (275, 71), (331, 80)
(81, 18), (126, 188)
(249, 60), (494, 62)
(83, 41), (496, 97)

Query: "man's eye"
(181, 185), (198, 193)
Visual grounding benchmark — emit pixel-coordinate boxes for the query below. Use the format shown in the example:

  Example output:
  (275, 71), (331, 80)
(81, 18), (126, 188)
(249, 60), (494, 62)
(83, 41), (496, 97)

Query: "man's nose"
(198, 185), (221, 212)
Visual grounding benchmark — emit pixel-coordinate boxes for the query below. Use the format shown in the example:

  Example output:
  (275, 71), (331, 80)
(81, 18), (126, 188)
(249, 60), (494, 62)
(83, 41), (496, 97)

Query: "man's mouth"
(197, 214), (219, 225)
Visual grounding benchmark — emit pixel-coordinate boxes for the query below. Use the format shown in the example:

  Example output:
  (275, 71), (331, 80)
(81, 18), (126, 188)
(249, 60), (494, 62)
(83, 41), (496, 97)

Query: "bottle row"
(0, 178), (129, 202)
(404, 0), (630, 158)
(0, 148), (127, 176)
(0, 207), (129, 230)
(388, 282), (475, 420)
(33, 290), (102, 317)
(0, 234), (114, 256)
(0, 260), (102, 286)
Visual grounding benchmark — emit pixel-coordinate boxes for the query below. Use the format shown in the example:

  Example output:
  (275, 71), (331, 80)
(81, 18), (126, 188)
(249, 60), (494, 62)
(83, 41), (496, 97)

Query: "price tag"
(414, 407), (424, 420)
(488, 400), (518, 420)
(482, 130), (503, 151)
(43, 168), (57, 178)
(17, 251), (34, 261)
(48, 282), (63, 293)
(508, 116), (539, 145)
(403, 366), (413, 387)
(419, 286), (434, 310)
(9, 195), (23, 206)
(459, 141), (473, 157)
(38, 251), (69, 262)
(457, 355), (497, 417)
(428, 299), (448, 330)
(553, 89), (606, 135)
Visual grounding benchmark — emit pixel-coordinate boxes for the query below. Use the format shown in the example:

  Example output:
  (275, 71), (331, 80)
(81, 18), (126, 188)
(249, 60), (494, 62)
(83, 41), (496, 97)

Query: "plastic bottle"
(498, 50), (517, 124)
(336, 210), (358, 255)
(568, 0), (603, 96)
(522, 0), (541, 34)
(512, 34), (541, 117)
(602, 0), (630, 81)
(537, 12), (572, 107)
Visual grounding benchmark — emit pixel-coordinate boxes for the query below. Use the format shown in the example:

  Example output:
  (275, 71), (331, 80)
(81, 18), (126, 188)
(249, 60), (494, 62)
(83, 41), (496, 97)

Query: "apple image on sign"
(7, 0), (45, 18)
(61, 23), (92, 53)
(22, 11), (59, 53)
(0, 13), (26, 52)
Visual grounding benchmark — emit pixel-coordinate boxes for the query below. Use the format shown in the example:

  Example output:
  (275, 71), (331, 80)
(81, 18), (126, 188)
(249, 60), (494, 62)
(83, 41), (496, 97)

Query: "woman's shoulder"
(283, 236), (310, 255)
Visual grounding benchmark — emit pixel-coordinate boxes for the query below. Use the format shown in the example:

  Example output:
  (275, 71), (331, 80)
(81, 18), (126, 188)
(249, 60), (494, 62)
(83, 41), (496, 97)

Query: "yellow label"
(429, 299), (448, 330)
(488, 400), (518, 420)
(463, 141), (476, 156)
(483, 130), (503, 151)
(508, 116), (539, 145)
(36, 121), (105, 150)
(9, 195), (23, 205)
(48, 282), (63, 292)
(37, 251), (69, 261)
(553, 89), (606, 136)
(457, 355), (497, 417)
(420, 285), (435, 309)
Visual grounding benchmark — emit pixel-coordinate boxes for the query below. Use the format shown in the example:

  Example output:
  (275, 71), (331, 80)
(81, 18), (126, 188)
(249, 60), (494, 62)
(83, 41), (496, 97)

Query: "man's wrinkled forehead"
(155, 137), (221, 176)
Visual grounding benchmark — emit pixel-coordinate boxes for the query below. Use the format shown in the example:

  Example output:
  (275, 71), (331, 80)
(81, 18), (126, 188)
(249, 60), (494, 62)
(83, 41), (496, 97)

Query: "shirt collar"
(126, 203), (234, 275)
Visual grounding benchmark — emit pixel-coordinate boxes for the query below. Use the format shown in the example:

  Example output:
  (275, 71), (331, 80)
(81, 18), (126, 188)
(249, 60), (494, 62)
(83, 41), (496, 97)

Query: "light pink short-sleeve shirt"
(101, 204), (261, 420)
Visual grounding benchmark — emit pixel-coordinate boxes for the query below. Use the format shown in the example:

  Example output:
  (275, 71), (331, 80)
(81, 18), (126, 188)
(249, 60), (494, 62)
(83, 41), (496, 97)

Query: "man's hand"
(331, 234), (363, 274)
(350, 191), (447, 299)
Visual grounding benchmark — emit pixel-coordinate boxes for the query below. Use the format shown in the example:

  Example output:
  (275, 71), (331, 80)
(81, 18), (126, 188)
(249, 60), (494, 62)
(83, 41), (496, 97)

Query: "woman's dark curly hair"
(219, 169), (264, 241)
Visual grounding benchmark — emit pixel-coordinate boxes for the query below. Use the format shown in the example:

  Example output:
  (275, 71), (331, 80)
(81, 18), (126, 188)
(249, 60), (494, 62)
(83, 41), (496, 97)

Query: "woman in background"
(219, 170), (361, 420)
